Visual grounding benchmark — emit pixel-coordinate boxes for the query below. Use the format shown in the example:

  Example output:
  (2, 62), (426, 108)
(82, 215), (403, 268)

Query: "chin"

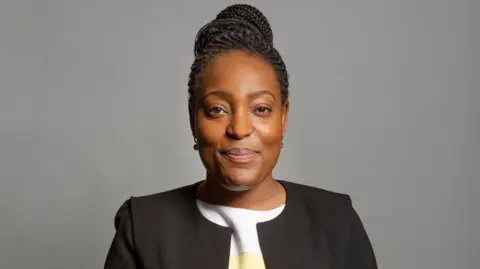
(219, 169), (261, 191)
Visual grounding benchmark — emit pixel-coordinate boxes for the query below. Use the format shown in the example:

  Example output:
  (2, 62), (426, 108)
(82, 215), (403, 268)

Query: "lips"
(220, 148), (259, 163)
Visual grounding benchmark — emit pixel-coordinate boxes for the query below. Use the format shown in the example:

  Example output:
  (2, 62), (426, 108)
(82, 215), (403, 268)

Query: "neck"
(196, 174), (286, 211)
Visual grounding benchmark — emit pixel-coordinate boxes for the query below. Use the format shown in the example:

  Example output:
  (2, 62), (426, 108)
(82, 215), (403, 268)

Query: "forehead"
(201, 50), (280, 96)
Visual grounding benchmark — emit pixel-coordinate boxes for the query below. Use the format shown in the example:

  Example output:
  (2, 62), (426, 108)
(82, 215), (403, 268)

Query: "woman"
(104, 4), (377, 269)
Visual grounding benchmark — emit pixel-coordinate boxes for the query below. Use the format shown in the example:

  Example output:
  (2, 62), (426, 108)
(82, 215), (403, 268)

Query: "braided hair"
(188, 4), (289, 110)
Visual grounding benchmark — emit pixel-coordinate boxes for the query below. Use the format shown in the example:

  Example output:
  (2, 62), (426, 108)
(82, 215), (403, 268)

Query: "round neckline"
(196, 198), (285, 213)
(196, 199), (285, 226)
(190, 179), (293, 228)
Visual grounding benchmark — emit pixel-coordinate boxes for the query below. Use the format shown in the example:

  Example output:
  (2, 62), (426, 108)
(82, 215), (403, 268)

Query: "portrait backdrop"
(0, 1), (478, 269)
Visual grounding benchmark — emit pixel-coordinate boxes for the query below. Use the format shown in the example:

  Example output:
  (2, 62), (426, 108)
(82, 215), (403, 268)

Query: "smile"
(220, 148), (259, 164)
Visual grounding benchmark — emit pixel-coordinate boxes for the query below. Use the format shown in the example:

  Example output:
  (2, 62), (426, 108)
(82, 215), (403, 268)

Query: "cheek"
(253, 118), (283, 145)
(197, 117), (226, 146)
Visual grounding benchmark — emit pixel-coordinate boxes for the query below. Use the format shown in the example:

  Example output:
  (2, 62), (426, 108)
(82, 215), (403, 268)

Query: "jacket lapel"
(192, 218), (232, 269)
(257, 181), (330, 269)
(181, 182), (232, 269)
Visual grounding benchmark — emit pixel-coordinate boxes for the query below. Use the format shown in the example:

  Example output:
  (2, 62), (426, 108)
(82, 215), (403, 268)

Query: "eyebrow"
(203, 89), (276, 101)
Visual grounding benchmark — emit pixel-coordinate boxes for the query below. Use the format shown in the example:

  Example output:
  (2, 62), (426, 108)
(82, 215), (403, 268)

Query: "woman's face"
(190, 50), (289, 190)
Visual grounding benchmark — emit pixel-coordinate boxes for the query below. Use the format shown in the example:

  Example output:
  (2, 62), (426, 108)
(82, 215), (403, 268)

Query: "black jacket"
(104, 180), (377, 269)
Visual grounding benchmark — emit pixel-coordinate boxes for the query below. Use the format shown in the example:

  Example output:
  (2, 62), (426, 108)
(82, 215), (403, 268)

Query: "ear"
(281, 100), (289, 135)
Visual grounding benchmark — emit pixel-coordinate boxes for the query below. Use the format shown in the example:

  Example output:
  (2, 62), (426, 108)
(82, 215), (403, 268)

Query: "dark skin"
(189, 50), (289, 210)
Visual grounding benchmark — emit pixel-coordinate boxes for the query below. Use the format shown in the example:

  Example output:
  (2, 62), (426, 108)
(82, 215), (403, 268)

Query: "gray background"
(1, 0), (478, 268)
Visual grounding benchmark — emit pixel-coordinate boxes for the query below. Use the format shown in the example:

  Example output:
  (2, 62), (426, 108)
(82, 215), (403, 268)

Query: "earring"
(193, 138), (199, 151)
(280, 134), (284, 148)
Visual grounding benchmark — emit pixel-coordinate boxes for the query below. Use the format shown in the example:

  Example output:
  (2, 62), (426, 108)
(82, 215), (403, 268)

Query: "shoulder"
(280, 180), (357, 223)
(280, 181), (377, 267)
(112, 182), (198, 228)
(280, 180), (352, 208)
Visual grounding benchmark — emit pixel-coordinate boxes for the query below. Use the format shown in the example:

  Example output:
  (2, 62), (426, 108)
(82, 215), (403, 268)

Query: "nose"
(226, 106), (252, 139)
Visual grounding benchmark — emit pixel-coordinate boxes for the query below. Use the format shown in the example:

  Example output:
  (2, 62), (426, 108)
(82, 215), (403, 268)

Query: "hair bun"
(214, 4), (273, 45)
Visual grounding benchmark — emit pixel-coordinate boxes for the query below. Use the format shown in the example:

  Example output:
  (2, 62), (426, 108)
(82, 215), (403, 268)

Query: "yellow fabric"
(228, 253), (266, 269)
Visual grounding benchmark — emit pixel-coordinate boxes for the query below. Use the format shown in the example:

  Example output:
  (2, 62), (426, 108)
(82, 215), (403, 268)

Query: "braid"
(188, 4), (289, 109)
(215, 4), (274, 45)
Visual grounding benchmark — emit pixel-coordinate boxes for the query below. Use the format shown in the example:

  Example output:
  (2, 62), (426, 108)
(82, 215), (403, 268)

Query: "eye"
(253, 106), (272, 115)
(206, 106), (227, 117)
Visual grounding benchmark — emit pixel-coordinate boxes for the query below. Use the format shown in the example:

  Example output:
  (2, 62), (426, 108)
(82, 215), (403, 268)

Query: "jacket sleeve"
(344, 200), (378, 269)
(104, 198), (138, 269)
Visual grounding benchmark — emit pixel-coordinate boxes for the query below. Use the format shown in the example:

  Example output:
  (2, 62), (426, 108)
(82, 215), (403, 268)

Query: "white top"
(196, 199), (285, 269)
